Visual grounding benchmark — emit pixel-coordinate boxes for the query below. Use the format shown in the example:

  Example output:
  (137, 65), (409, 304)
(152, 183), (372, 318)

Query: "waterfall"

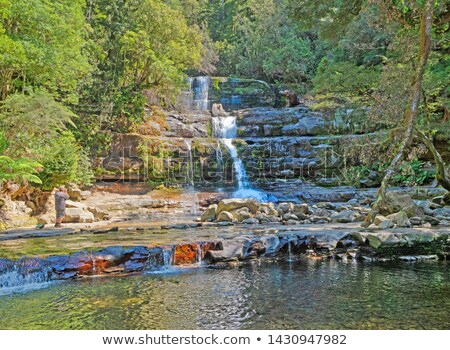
(184, 139), (194, 186)
(0, 262), (52, 296)
(212, 115), (267, 202)
(188, 76), (210, 110)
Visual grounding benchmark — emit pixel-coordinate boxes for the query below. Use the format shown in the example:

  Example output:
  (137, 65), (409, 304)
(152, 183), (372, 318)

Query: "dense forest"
(0, 0), (449, 193)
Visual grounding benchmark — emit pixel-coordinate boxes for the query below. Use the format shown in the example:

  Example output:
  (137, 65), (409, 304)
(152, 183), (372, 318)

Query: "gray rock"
(230, 207), (251, 222)
(201, 204), (217, 222)
(217, 198), (259, 215)
(378, 191), (424, 218)
(241, 218), (259, 225)
(283, 213), (299, 221)
(374, 215), (389, 226)
(277, 202), (294, 214)
(423, 215), (440, 226)
(387, 211), (411, 228)
(409, 217), (423, 226)
(378, 220), (395, 229)
(366, 235), (382, 249)
(433, 207), (450, 219)
(331, 210), (358, 223)
(216, 211), (235, 222)
(293, 203), (309, 216)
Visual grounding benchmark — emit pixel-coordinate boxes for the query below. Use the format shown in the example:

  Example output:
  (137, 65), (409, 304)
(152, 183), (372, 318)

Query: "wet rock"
(260, 236), (280, 255)
(173, 243), (199, 265)
(366, 235), (382, 249)
(92, 226), (119, 234)
(201, 204), (217, 222)
(242, 218), (259, 224)
(217, 198), (259, 215)
(216, 211), (235, 222)
(204, 240), (247, 262)
(161, 223), (201, 229)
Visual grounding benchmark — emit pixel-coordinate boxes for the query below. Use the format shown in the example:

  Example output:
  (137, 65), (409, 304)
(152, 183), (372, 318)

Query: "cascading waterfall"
(184, 139), (194, 186)
(0, 263), (52, 296)
(212, 115), (267, 202)
(188, 76), (210, 110)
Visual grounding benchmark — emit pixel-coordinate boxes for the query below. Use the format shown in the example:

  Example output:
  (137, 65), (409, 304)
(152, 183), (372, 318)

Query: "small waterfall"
(184, 139), (194, 185)
(188, 76), (210, 110)
(196, 245), (203, 267)
(287, 240), (294, 263)
(216, 141), (223, 173)
(162, 248), (174, 269)
(212, 115), (268, 202)
(0, 263), (52, 296)
(222, 139), (249, 189)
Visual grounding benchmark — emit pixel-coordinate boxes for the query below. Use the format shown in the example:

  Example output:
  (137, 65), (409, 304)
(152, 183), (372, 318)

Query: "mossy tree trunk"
(368, 0), (434, 223)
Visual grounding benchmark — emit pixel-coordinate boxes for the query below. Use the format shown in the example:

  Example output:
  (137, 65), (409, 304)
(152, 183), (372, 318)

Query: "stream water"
(0, 259), (448, 330)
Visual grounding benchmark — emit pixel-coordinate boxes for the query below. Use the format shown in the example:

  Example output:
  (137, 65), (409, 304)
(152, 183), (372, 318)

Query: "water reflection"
(0, 259), (448, 330)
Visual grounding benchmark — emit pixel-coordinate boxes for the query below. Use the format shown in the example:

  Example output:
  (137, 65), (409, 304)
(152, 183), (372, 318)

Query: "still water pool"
(0, 259), (448, 330)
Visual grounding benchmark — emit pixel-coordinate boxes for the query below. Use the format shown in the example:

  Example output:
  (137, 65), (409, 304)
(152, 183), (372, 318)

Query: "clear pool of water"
(0, 259), (448, 330)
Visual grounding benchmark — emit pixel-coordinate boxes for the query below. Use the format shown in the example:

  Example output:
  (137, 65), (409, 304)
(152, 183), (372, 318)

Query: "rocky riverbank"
(0, 222), (448, 290)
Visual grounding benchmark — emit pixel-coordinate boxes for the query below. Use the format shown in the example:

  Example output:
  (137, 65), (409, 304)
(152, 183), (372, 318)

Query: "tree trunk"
(417, 129), (450, 191)
(367, 0), (434, 223)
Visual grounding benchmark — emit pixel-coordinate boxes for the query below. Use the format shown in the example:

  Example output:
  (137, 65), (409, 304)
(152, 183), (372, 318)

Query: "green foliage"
(37, 133), (79, 190)
(77, 0), (204, 134)
(0, 0), (90, 102)
(0, 156), (42, 185)
(0, 92), (89, 188)
(0, 91), (76, 157)
(392, 159), (434, 187)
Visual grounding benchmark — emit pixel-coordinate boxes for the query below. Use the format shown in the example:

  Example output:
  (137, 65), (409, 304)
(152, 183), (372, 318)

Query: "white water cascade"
(212, 116), (267, 202)
(188, 76), (210, 110)
(184, 139), (194, 186)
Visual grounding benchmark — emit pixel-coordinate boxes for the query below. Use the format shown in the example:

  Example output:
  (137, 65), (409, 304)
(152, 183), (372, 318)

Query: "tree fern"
(0, 156), (43, 185)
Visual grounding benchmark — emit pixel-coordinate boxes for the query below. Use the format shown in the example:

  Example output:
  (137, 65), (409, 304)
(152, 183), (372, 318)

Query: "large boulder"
(378, 191), (424, 217)
(230, 207), (251, 222)
(293, 203), (309, 216)
(63, 208), (94, 223)
(66, 183), (82, 201)
(277, 202), (294, 215)
(387, 211), (411, 228)
(216, 198), (259, 215)
(201, 204), (217, 222)
(216, 211), (235, 223)
(65, 200), (87, 210)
